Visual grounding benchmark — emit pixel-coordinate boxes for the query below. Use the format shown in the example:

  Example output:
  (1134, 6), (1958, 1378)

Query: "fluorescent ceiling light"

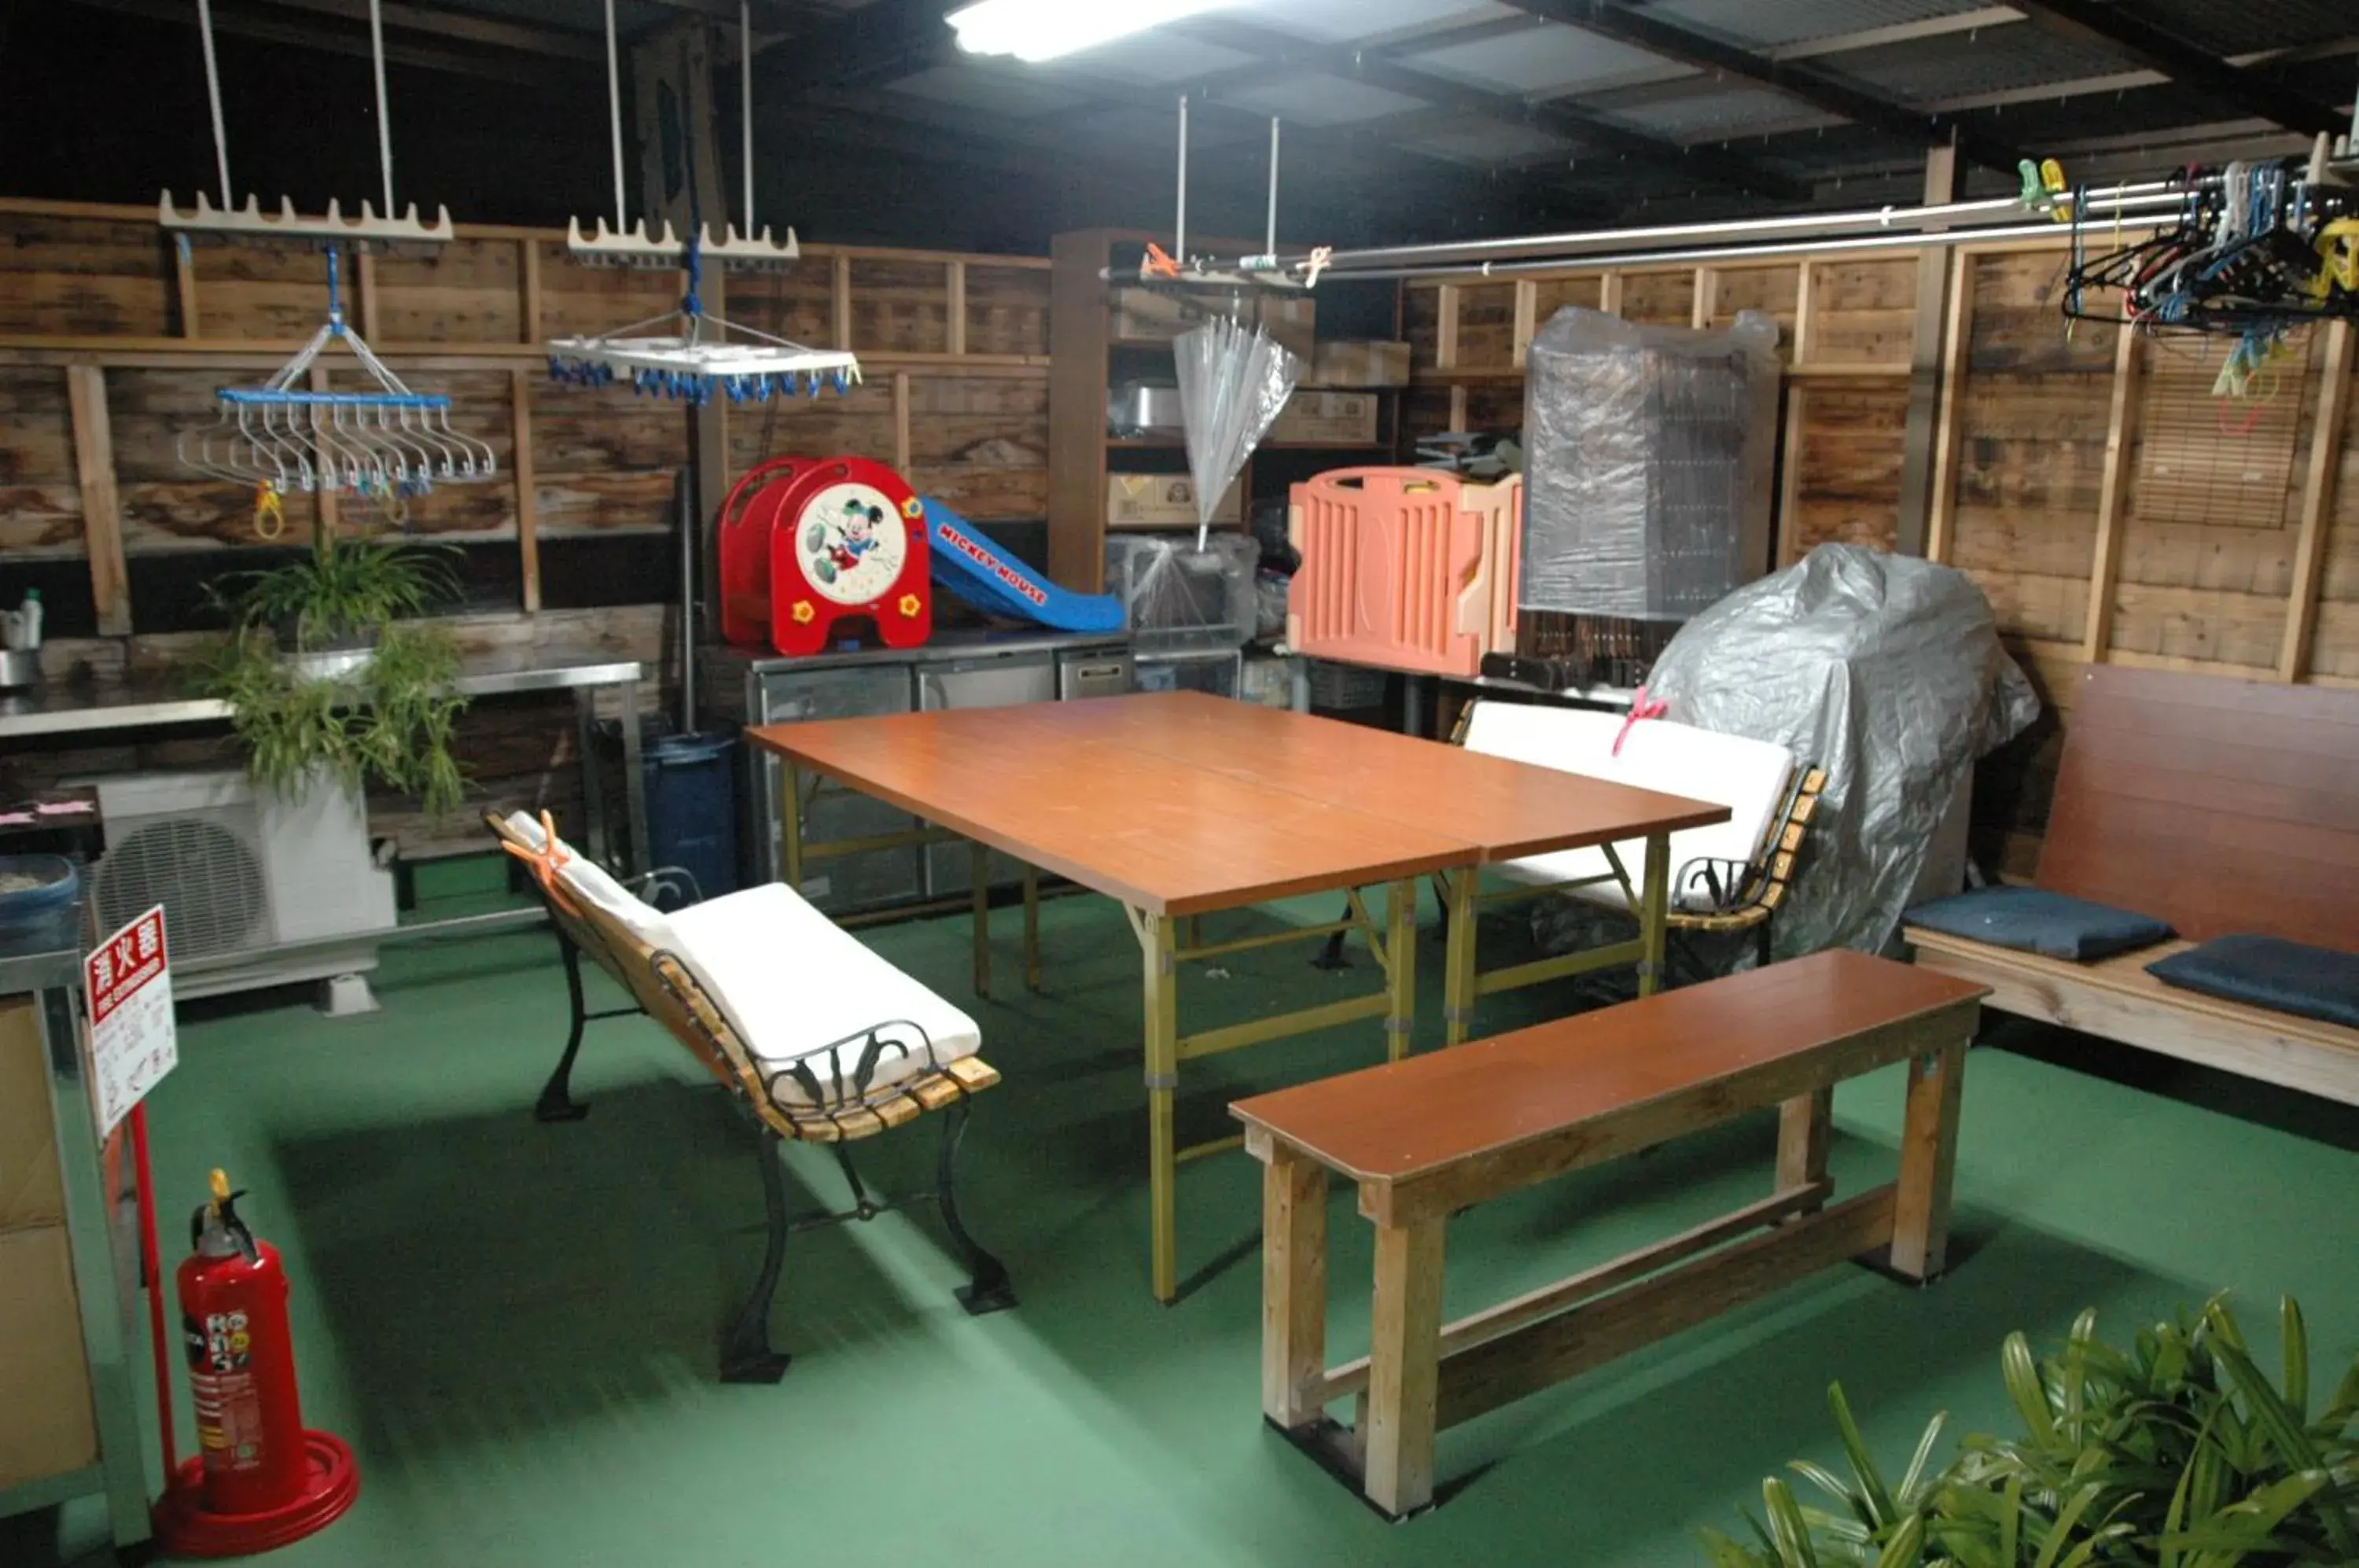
(947, 0), (1238, 64)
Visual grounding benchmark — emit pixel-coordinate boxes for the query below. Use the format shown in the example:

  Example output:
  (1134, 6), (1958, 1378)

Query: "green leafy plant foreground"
(1698, 1296), (2359, 1567)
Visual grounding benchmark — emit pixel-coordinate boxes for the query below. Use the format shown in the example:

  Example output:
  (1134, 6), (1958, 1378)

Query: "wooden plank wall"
(0, 199), (1051, 855)
(1401, 241), (2359, 874)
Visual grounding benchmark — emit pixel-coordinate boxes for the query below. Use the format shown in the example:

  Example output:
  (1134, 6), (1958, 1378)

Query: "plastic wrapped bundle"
(1104, 533), (1261, 653)
(1520, 307), (1780, 620)
(1643, 544), (2041, 957)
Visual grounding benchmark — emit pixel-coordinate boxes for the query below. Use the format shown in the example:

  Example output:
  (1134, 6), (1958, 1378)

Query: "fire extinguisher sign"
(86, 904), (176, 1139)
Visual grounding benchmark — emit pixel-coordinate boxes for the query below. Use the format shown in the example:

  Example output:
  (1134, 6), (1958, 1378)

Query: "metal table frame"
(0, 931), (149, 1554)
(776, 756), (1677, 1306)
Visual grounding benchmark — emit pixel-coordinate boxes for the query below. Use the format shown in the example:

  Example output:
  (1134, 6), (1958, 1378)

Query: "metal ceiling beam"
(1176, 17), (1809, 201)
(1767, 7), (2026, 62)
(1504, 1), (2025, 175)
(751, 0), (962, 100)
(245, 0), (603, 60)
(64, 0), (562, 86)
(2011, 0), (2346, 136)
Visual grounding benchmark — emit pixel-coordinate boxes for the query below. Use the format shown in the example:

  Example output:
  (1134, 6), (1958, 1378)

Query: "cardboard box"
(0, 999), (62, 1233)
(1307, 340), (1412, 388)
(0, 1225), (98, 1489)
(1271, 391), (1381, 447)
(1106, 473), (1244, 530)
(1110, 290), (1316, 362)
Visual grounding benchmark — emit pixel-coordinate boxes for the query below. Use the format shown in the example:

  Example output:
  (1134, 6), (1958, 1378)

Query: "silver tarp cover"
(1643, 543), (2040, 957)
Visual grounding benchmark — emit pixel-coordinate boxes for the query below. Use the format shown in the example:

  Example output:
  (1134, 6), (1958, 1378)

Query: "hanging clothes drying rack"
(546, 0), (858, 403)
(178, 245), (499, 499)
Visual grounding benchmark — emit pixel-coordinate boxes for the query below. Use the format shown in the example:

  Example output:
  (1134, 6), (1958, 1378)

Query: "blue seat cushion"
(2146, 935), (2359, 1030)
(1905, 885), (2174, 962)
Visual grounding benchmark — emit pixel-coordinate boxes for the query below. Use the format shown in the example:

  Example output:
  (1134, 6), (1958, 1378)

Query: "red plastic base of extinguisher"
(152, 1430), (361, 1559)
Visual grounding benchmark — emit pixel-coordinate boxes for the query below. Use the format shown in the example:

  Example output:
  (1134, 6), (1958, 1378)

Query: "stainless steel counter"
(0, 657), (652, 874)
(0, 655), (646, 740)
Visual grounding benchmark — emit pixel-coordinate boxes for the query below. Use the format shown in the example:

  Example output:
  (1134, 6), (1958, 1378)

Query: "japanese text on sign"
(86, 905), (176, 1138)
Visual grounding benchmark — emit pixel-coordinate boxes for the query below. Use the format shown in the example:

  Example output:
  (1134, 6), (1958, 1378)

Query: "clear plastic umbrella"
(1174, 314), (1302, 548)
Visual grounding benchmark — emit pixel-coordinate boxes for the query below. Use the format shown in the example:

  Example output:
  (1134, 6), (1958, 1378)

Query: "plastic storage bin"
(643, 734), (740, 910)
(0, 855), (79, 935)
(1287, 468), (1521, 679)
(1104, 534), (1260, 653)
(1135, 650), (1242, 698)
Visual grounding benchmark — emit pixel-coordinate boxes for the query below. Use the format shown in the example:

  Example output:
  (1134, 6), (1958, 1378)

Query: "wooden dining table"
(745, 691), (1726, 1303)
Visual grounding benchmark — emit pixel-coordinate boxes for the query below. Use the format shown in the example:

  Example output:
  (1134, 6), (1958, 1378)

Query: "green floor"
(15, 864), (2359, 1567)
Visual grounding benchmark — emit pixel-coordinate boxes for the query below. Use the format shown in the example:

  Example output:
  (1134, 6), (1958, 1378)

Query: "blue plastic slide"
(924, 498), (1126, 634)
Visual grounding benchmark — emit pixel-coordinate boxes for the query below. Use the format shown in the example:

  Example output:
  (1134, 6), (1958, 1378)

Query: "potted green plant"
(198, 523), (469, 818)
(1698, 1294), (2359, 1567)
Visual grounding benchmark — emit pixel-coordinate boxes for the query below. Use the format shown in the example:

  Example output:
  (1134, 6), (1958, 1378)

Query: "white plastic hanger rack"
(563, 0), (799, 269)
(159, 0), (451, 248)
(547, 0), (857, 402)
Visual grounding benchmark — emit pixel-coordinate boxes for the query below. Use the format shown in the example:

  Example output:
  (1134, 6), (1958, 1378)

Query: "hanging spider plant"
(197, 520), (469, 819)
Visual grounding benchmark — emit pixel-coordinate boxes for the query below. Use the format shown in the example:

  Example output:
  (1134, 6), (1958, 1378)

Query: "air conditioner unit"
(82, 770), (397, 1010)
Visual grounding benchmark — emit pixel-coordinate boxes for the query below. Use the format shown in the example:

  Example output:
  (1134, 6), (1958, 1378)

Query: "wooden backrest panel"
(1231, 951), (1984, 1187)
(2035, 666), (2359, 944)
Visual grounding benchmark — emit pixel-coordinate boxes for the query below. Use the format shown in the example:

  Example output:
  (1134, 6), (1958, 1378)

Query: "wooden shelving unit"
(1047, 226), (1404, 592)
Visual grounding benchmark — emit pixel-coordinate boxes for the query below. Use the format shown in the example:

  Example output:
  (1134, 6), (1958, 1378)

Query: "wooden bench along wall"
(1909, 664), (2359, 1104)
(1232, 951), (1987, 1518)
(1400, 241), (2359, 882)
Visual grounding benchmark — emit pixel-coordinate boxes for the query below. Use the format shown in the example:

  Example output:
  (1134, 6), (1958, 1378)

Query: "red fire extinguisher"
(178, 1171), (309, 1514)
(152, 1169), (358, 1556)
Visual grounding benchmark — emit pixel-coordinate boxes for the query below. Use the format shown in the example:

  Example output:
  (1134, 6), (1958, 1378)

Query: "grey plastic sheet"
(1640, 543), (2038, 958)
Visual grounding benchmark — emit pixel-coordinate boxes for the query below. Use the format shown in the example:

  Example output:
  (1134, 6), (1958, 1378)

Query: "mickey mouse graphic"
(826, 498), (887, 575)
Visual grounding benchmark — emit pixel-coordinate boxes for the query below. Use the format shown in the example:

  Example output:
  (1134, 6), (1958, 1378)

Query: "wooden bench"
(1907, 665), (2359, 1106)
(1231, 951), (1987, 1518)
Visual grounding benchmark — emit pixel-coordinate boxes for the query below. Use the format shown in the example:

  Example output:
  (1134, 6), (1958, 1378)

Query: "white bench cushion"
(505, 812), (980, 1106)
(1462, 704), (1796, 913)
(665, 885), (982, 1105)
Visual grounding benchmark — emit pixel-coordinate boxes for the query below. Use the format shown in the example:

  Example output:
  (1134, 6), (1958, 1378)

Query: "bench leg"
(1022, 863), (1042, 992)
(1385, 879), (1417, 1062)
(1441, 869), (1478, 1048)
(1364, 1217), (1447, 1518)
(1889, 1040), (1967, 1283)
(938, 1099), (1017, 1316)
(1261, 1146), (1328, 1430)
(720, 1130), (793, 1384)
(972, 840), (992, 999)
(1143, 911), (1181, 1304)
(535, 937), (593, 1123)
(1776, 1089), (1834, 1216)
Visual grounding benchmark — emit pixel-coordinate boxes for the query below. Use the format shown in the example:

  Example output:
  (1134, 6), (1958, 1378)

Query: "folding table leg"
(1890, 1039), (1967, 1282)
(1385, 879), (1417, 1062)
(1022, 863), (1042, 992)
(780, 760), (805, 893)
(1441, 868), (1478, 1047)
(1637, 831), (1671, 998)
(1363, 1216), (1446, 1517)
(1140, 910), (1181, 1304)
(971, 840), (992, 999)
